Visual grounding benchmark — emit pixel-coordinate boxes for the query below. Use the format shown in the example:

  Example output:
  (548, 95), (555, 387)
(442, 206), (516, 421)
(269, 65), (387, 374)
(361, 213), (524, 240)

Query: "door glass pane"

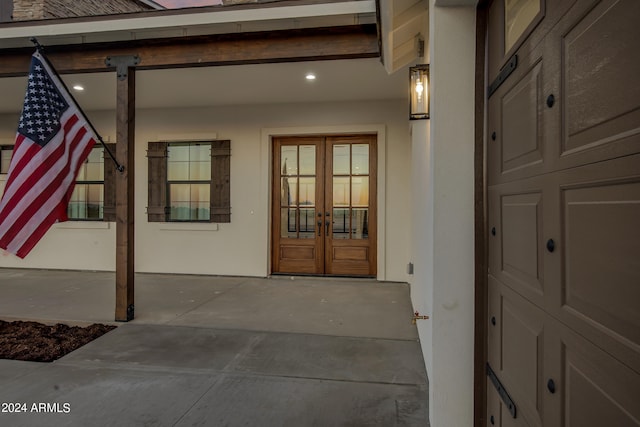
(351, 177), (369, 207)
(352, 144), (369, 175)
(299, 145), (316, 175)
(332, 208), (349, 240)
(333, 144), (350, 175)
(299, 208), (316, 239)
(281, 146), (298, 176)
(505, 0), (540, 53)
(298, 177), (315, 206)
(281, 208), (297, 238)
(281, 177), (297, 206)
(351, 208), (369, 239)
(333, 177), (350, 206)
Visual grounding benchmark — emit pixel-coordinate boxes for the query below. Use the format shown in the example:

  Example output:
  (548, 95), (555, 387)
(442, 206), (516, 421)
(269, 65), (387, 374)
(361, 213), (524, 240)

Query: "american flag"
(0, 51), (97, 258)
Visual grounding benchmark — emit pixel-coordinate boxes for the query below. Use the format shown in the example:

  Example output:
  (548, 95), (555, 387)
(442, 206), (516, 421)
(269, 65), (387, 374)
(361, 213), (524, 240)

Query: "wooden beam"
(114, 59), (136, 322)
(0, 25), (379, 77)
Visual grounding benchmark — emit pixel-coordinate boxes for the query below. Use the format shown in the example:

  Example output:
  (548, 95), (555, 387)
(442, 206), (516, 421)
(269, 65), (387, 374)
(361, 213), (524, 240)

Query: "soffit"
(378, 0), (428, 74)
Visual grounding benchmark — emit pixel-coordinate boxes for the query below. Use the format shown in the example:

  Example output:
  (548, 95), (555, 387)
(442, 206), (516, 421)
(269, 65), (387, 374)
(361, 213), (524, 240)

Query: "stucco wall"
(409, 3), (477, 426)
(0, 99), (412, 282)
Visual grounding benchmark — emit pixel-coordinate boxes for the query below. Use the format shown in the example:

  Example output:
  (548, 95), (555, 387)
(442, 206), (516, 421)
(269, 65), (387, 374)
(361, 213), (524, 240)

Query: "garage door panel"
(562, 179), (640, 350)
(552, 319), (640, 427)
(541, 154), (640, 373)
(554, 0), (640, 169)
(501, 192), (544, 297)
(501, 61), (544, 175)
(488, 275), (502, 368)
(487, 0), (580, 86)
(486, 382), (535, 427)
(489, 180), (548, 307)
(488, 45), (547, 185)
(489, 277), (546, 427)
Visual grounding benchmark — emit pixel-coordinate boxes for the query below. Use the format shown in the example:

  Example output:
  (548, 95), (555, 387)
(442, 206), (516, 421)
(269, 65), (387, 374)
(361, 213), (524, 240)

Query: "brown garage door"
(485, 0), (640, 425)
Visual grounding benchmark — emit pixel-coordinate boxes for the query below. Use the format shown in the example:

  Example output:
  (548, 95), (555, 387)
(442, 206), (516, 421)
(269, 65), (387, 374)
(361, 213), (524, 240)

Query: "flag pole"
(30, 37), (124, 173)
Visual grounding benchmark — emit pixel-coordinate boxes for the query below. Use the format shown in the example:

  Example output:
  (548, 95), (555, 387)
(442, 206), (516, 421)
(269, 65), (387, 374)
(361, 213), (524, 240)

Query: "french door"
(271, 135), (377, 276)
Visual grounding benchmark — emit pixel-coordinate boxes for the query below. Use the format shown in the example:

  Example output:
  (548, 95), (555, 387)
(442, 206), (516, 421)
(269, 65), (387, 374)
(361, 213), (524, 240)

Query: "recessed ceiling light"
(305, 73), (316, 81)
(72, 85), (84, 91)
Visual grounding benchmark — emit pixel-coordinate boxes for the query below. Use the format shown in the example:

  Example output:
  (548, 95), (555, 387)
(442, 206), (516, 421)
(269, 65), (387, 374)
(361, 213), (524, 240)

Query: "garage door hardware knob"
(491, 131), (497, 141)
(490, 415), (495, 425)
(546, 239), (555, 252)
(546, 94), (555, 108)
(491, 316), (496, 326)
(547, 379), (556, 394)
(491, 227), (496, 236)
(412, 311), (430, 324)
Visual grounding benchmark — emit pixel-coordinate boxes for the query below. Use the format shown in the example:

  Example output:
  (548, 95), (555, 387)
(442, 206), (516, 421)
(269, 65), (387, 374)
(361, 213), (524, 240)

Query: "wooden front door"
(272, 135), (377, 277)
(485, 0), (640, 426)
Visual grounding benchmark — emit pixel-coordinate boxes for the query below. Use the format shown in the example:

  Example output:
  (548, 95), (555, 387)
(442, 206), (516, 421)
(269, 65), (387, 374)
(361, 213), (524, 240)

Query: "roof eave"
(0, 0), (376, 49)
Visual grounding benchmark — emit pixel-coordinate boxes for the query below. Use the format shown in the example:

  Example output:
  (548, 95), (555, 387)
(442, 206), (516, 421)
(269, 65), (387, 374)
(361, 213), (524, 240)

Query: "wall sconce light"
(410, 64), (429, 120)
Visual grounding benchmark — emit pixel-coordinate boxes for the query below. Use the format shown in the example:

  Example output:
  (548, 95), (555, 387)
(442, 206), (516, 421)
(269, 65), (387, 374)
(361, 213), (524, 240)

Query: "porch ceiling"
(0, 0), (407, 114)
(0, 57), (407, 113)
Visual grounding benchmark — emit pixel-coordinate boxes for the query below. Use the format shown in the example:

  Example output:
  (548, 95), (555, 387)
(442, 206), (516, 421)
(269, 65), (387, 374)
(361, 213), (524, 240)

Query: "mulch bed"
(0, 320), (116, 363)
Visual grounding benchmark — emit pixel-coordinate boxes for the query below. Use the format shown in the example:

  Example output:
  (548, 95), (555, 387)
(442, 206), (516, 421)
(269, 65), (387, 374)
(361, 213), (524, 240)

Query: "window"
(0, 145), (13, 174)
(68, 146), (105, 220)
(504, 0), (543, 54)
(1, 144), (116, 221)
(167, 143), (211, 221)
(147, 140), (231, 223)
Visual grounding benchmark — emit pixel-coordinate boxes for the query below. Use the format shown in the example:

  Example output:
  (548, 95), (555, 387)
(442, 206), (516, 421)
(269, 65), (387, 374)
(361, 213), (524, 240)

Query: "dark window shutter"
(147, 141), (168, 222)
(210, 140), (231, 223)
(102, 143), (117, 222)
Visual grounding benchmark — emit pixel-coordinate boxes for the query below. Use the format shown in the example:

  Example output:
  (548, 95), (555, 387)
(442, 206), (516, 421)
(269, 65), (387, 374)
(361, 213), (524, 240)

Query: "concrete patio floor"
(0, 268), (428, 426)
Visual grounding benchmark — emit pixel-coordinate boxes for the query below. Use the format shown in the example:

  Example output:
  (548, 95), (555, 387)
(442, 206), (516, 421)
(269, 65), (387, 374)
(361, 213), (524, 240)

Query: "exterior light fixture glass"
(72, 85), (84, 91)
(305, 73), (316, 81)
(409, 64), (429, 120)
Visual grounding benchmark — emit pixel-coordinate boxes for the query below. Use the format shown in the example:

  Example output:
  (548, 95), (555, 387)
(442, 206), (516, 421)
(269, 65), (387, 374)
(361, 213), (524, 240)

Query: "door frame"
(261, 125), (387, 280)
(474, 4), (489, 426)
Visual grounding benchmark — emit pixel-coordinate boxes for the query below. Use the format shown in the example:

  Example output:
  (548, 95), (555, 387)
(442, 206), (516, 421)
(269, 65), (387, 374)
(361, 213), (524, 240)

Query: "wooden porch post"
(109, 55), (139, 322)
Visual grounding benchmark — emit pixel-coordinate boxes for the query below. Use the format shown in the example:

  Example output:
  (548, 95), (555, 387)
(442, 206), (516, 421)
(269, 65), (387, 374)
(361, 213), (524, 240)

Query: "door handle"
(317, 220), (322, 236)
(325, 220), (330, 236)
